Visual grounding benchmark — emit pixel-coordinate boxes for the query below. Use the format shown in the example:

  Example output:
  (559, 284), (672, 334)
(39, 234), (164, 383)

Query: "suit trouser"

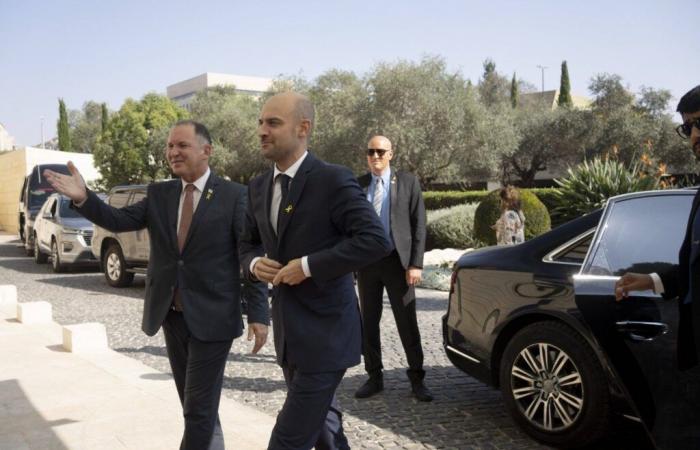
(162, 309), (233, 450)
(357, 251), (425, 383)
(268, 367), (349, 450)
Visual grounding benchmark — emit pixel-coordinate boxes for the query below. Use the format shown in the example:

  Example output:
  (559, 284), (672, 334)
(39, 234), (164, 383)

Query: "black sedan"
(443, 189), (700, 448)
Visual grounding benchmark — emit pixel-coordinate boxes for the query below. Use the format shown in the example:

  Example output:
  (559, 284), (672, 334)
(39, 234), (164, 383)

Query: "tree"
(558, 61), (573, 108)
(70, 101), (103, 153)
(188, 86), (266, 183)
(94, 93), (187, 189)
(101, 103), (109, 134)
(636, 86), (672, 117)
(57, 98), (71, 151)
(478, 59), (511, 108)
(510, 72), (519, 108)
(589, 73), (635, 113)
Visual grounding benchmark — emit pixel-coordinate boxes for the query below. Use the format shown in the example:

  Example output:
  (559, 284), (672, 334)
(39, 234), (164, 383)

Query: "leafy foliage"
(57, 98), (71, 151)
(426, 203), (480, 250)
(474, 189), (550, 245)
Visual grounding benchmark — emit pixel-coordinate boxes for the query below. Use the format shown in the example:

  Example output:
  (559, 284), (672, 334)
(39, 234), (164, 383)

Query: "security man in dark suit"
(43, 120), (269, 450)
(354, 135), (433, 402)
(615, 84), (700, 371)
(239, 92), (391, 450)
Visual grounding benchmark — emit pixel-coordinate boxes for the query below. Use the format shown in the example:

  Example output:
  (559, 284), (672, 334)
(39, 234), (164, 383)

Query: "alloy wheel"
(107, 252), (121, 281)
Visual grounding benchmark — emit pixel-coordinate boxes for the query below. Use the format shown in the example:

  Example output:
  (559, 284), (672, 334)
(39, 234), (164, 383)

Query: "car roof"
(608, 187), (698, 203)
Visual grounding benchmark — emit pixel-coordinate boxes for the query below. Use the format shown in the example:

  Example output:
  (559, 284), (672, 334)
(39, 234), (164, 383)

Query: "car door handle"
(615, 321), (669, 342)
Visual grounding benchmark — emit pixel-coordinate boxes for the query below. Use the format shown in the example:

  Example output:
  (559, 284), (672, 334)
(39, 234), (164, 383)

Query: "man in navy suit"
(615, 84), (700, 371)
(239, 92), (391, 450)
(43, 120), (269, 450)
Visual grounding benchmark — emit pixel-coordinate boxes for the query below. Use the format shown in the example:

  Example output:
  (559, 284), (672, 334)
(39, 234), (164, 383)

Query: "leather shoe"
(354, 378), (384, 399)
(411, 382), (433, 402)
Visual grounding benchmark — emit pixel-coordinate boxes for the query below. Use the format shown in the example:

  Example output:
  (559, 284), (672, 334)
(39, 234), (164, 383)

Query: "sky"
(2, 0), (698, 147)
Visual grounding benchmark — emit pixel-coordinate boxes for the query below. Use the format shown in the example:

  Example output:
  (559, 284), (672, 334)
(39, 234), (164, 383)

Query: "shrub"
(552, 157), (661, 223)
(423, 191), (489, 210)
(426, 203), (480, 250)
(473, 189), (550, 245)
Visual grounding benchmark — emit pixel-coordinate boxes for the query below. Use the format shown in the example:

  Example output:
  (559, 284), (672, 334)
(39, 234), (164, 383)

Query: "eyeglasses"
(367, 148), (388, 157)
(676, 118), (700, 139)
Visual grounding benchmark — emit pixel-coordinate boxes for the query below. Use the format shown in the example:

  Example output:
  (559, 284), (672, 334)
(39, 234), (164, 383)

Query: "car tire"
(25, 233), (35, 257)
(33, 234), (48, 264)
(499, 321), (610, 448)
(103, 243), (134, 287)
(51, 238), (65, 273)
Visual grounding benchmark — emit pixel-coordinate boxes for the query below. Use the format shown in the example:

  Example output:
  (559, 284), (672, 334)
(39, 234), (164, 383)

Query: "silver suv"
(33, 193), (99, 272)
(91, 185), (149, 287)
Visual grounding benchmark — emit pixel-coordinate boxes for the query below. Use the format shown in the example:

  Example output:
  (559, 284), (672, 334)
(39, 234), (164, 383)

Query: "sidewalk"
(0, 296), (275, 449)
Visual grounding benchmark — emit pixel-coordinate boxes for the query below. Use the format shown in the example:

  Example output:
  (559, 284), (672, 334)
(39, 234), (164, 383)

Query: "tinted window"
(59, 198), (82, 218)
(28, 188), (54, 207)
(552, 232), (594, 264)
(585, 194), (692, 276)
(109, 192), (130, 208)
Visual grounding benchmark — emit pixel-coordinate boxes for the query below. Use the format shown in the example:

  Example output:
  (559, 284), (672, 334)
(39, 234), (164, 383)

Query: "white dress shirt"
(177, 167), (210, 232)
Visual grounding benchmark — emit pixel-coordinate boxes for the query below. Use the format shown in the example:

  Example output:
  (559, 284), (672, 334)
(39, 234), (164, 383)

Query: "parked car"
(20, 164), (71, 254)
(32, 193), (103, 272)
(91, 185), (149, 287)
(443, 189), (700, 448)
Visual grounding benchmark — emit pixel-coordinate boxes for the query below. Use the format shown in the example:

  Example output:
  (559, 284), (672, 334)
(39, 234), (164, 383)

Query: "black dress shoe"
(411, 382), (433, 402)
(354, 378), (384, 399)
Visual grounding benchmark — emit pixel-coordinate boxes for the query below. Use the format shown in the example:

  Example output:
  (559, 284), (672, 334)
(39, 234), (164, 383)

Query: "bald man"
(239, 93), (391, 449)
(354, 136), (432, 402)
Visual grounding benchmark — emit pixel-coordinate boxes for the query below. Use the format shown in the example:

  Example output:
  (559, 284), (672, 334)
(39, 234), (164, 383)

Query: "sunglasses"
(676, 118), (700, 139)
(367, 148), (389, 157)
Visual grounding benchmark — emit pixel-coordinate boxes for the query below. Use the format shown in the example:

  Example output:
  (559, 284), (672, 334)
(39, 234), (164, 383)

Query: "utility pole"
(40, 116), (45, 148)
(536, 65), (547, 108)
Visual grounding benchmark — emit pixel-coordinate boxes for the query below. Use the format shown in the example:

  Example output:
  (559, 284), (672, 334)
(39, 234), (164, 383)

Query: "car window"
(59, 198), (82, 218)
(585, 194), (692, 276)
(49, 199), (57, 216)
(109, 191), (130, 208)
(130, 192), (146, 205)
(551, 231), (594, 264)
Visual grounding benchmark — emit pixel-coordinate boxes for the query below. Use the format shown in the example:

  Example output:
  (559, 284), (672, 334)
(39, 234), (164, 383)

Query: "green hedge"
(426, 203), (480, 250)
(473, 190), (551, 245)
(424, 188), (560, 212)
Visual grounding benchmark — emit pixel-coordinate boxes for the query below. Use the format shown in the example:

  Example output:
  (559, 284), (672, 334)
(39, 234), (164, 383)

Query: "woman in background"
(493, 186), (525, 245)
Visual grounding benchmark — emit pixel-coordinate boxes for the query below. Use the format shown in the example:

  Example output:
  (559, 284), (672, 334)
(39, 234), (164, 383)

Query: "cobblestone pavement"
(0, 237), (647, 449)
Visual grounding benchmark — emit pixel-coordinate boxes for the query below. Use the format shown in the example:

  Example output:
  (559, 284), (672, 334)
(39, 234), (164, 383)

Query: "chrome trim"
(446, 345), (480, 363)
(622, 414), (643, 423)
(542, 228), (596, 266)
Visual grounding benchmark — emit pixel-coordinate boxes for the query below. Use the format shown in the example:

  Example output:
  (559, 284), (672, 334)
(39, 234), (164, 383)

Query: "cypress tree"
(57, 98), (71, 151)
(101, 103), (109, 134)
(510, 72), (519, 108)
(558, 61), (573, 108)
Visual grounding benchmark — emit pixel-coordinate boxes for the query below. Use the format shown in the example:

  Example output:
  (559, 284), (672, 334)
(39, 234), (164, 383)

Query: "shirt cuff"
(73, 197), (87, 208)
(649, 272), (664, 294)
(250, 257), (261, 278)
(301, 256), (311, 277)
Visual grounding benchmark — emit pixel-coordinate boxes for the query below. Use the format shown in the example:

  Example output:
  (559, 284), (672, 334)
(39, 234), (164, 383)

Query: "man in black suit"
(615, 84), (700, 371)
(353, 135), (432, 402)
(239, 92), (391, 450)
(43, 120), (269, 450)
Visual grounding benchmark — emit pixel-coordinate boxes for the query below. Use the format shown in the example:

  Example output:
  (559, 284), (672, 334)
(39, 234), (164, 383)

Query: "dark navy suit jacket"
(76, 173), (269, 342)
(240, 153), (391, 372)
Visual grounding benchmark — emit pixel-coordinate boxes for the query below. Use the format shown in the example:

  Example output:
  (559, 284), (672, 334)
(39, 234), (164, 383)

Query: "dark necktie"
(178, 184), (195, 252)
(276, 174), (291, 234)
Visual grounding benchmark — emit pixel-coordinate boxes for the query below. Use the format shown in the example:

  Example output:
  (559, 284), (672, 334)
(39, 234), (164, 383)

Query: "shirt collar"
(372, 167), (391, 185)
(181, 167), (210, 192)
(273, 151), (308, 180)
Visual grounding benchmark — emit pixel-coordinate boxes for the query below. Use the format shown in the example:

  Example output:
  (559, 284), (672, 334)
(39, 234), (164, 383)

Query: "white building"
(0, 123), (16, 151)
(166, 73), (273, 110)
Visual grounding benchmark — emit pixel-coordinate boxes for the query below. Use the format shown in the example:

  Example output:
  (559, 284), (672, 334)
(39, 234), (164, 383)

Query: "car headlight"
(62, 228), (85, 235)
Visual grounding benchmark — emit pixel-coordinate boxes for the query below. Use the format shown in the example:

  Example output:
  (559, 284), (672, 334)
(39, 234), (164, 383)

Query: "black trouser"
(162, 310), (233, 450)
(268, 367), (349, 450)
(357, 251), (425, 383)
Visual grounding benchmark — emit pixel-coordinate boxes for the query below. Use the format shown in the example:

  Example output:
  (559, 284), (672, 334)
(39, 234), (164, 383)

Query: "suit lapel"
(277, 154), (315, 244)
(181, 174), (218, 253)
(390, 170), (398, 228)
(167, 181), (181, 252)
(261, 170), (276, 241)
(688, 189), (700, 264)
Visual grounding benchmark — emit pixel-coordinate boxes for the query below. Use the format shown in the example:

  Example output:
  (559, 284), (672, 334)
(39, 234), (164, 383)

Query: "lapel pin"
(206, 188), (214, 200)
(284, 204), (293, 214)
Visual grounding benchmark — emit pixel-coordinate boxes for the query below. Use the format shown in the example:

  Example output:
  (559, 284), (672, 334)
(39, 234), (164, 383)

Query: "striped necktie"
(373, 177), (384, 216)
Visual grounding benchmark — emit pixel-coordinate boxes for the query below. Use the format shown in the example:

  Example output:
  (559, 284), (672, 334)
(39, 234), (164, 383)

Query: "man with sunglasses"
(354, 135), (433, 402)
(615, 84), (700, 372)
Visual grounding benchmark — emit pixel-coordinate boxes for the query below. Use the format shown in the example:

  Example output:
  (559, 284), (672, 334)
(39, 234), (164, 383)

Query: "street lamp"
(40, 116), (45, 149)
(536, 65), (547, 107)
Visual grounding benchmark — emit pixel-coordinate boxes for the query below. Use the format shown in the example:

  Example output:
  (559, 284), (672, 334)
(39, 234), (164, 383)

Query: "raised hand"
(614, 273), (654, 301)
(43, 161), (87, 203)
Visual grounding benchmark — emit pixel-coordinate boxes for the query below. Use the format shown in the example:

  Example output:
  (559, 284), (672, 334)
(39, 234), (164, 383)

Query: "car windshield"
(58, 198), (82, 218)
(28, 189), (54, 207)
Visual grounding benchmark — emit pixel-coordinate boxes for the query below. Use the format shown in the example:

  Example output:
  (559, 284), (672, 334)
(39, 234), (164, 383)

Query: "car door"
(573, 191), (700, 449)
(130, 190), (150, 262)
(39, 198), (56, 249)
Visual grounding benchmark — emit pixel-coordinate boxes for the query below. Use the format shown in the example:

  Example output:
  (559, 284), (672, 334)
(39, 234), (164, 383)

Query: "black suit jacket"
(358, 170), (426, 269)
(658, 189), (700, 370)
(239, 153), (391, 372)
(77, 173), (269, 342)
